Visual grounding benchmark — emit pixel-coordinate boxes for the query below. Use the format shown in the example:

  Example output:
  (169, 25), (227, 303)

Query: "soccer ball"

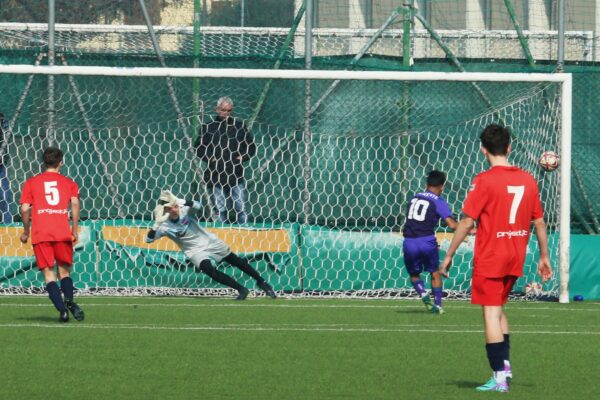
(525, 282), (543, 296)
(539, 151), (559, 172)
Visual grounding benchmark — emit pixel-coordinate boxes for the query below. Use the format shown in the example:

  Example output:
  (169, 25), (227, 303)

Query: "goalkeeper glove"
(158, 189), (179, 207)
(152, 204), (169, 230)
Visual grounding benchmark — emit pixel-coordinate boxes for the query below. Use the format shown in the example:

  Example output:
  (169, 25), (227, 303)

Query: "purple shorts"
(402, 236), (439, 276)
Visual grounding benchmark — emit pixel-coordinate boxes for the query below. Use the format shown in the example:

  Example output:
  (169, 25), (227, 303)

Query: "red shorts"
(33, 241), (74, 270)
(471, 274), (518, 306)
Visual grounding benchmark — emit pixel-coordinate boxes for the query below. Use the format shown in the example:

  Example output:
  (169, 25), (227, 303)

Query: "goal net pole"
(559, 74), (572, 304)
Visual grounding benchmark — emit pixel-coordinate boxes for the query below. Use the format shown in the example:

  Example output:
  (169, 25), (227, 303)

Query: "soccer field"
(1, 296), (598, 400)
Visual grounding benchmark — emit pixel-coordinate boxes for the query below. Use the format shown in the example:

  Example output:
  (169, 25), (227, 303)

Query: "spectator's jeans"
(0, 166), (12, 223)
(213, 184), (248, 224)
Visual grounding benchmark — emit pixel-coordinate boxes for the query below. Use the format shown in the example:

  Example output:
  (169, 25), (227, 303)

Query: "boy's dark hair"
(480, 124), (511, 156)
(426, 170), (446, 187)
(43, 147), (64, 168)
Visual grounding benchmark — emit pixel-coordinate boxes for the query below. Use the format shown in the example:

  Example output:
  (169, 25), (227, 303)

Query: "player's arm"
(444, 216), (458, 230)
(146, 228), (159, 243)
(146, 204), (169, 243)
(19, 203), (31, 243)
(445, 216), (477, 234)
(186, 199), (202, 210)
(533, 217), (552, 282)
(439, 215), (475, 278)
(182, 199), (203, 219)
(71, 196), (80, 243)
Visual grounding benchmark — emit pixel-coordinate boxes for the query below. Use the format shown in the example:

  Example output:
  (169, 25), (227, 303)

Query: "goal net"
(0, 65), (571, 302)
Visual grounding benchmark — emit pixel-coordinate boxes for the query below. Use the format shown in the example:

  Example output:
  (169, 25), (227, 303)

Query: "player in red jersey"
(439, 124), (552, 392)
(20, 147), (84, 322)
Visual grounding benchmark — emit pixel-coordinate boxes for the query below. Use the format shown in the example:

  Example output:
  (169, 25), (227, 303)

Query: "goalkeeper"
(146, 190), (276, 300)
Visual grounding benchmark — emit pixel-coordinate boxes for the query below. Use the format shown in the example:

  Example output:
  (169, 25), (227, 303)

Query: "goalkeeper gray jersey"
(150, 202), (230, 262)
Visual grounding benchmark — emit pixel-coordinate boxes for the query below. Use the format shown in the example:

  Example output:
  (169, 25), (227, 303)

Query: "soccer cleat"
(66, 300), (85, 321)
(235, 287), (249, 300)
(431, 305), (444, 314)
(476, 377), (509, 392)
(421, 294), (434, 311)
(59, 310), (69, 323)
(258, 281), (277, 299)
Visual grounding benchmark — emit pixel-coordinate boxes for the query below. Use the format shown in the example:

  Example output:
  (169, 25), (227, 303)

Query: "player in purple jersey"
(402, 171), (462, 314)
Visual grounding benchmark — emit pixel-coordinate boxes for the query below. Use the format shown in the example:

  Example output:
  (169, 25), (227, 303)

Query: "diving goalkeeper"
(146, 190), (276, 300)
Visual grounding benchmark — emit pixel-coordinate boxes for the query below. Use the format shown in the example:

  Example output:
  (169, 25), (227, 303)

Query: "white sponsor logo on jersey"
(496, 229), (529, 238)
(37, 209), (68, 215)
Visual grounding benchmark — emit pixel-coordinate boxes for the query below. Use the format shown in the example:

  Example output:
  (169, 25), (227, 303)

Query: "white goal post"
(0, 65), (571, 303)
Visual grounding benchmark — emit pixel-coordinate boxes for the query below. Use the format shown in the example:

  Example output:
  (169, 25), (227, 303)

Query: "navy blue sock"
(485, 342), (505, 372)
(60, 276), (74, 302)
(46, 281), (66, 312)
(503, 333), (510, 362)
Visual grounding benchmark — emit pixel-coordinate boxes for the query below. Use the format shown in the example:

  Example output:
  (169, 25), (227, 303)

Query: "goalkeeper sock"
(432, 287), (443, 306)
(60, 276), (74, 302)
(198, 260), (245, 291)
(485, 342), (505, 372)
(411, 279), (426, 296)
(223, 253), (264, 283)
(46, 281), (67, 312)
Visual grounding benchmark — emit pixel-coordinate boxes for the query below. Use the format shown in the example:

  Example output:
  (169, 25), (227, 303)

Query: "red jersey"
(20, 171), (79, 245)
(463, 165), (543, 278)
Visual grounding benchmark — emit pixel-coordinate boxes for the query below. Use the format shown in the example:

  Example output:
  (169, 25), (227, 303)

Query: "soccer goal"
(0, 65), (571, 302)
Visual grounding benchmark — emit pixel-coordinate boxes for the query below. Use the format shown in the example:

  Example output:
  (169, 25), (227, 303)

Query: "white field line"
(0, 322), (599, 335)
(0, 302), (599, 313)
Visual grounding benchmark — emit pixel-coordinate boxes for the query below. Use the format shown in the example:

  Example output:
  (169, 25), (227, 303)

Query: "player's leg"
(34, 242), (68, 322)
(231, 184), (248, 224)
(403, 239), (427, 295)
(423, 239), (443, 314)
(477, 305), (509, 391)
(429, 271), (444, 314)
(403, 238), (433, 311)
(55, 241), (84, 321)
(193, 256), (248, 300)
(223, 252), (276, 298)
(409, 273), (436, 312)
(501, 310), (512, 383)
(500, 276), (517, 383)
(472, 275), (510, 392)
(212, 186), (228, 223)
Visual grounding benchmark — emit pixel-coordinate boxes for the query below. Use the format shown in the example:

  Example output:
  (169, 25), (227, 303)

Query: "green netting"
(0, 64), (561, 224)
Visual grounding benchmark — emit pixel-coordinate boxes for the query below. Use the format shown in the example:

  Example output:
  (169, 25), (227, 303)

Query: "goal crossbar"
(0, 64), (572, 83)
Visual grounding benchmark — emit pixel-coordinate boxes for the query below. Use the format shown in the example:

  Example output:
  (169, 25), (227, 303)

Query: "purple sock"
(411, 279), (426, 296)
(432, 287), (443, 306)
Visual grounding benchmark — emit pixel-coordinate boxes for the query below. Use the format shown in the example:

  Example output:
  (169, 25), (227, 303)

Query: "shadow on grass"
(394, 308), (433, 314)
(452, 380), (484, 389)
(452, 380), (534, 389)
(15, 315), (61, 323)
